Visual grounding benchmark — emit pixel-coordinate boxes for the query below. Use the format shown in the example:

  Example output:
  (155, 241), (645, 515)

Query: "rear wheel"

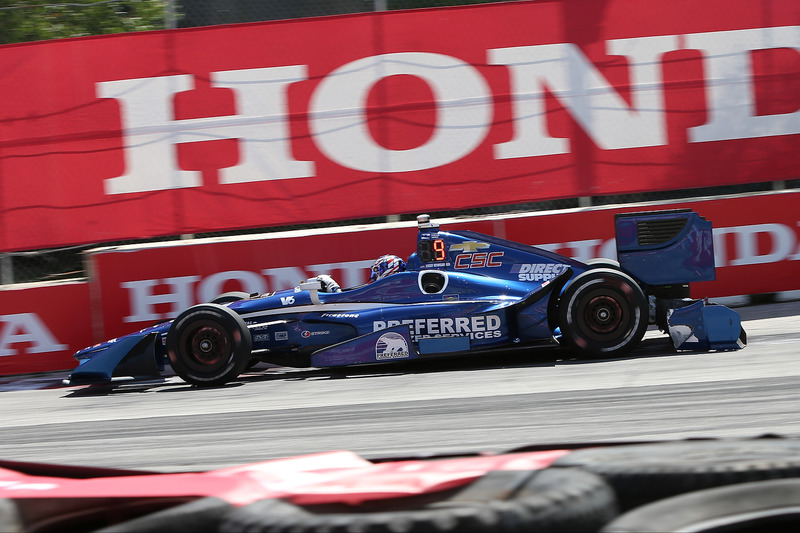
(166, 304), (252, 387)
(558, 268), (648, 358)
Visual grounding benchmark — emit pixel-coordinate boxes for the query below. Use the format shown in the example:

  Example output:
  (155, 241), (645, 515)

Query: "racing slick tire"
(95, 497), (233, 533)
(557, 268), (648, 358)
(166, 304), (252, 387)
(585, 258), (621, 270)
(209, 291), (252, 304)
(207, 292), (261, 370)
(0, 499), (22, 533)
(553, 437), (800, 511)
(601, 478), (800, 532)
(219, 467), (618, 533)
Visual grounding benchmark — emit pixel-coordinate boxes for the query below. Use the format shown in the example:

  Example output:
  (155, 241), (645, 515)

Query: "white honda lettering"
(565, 239), (605, 263)
(688, 26), (800, 143)
(98, 66), (311, 195)
(0, 313), (67, 356)
(488, 35), (677, 158)
(727, 223), (797, 266)
(197, 270), (266, 302)
(96, 26), (799, 191)
(121, 276), (200, 323)
(308, 52), (492, 173)
(794, 222), (800, 261)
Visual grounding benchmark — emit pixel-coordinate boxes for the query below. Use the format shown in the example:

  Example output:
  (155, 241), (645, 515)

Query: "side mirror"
(297, 280), (323, 304)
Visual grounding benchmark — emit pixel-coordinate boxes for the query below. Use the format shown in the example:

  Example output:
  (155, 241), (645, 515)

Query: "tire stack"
(7, 437), (800, 532)
(220, 437), (800, 532)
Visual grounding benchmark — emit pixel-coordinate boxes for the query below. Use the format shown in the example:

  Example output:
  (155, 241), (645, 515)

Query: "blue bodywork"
(65, 210), (746, 387)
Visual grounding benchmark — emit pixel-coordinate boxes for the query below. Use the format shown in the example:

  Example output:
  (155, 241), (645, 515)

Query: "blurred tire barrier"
(220, 467), (618, 532)
(95, 497), (233, 533)
(552, 437), (800, 511)
(0, 499), (22, 533)
(601, 478), (800, 532)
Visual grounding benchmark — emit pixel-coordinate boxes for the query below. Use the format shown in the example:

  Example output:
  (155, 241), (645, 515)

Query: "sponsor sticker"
(449, 241), (489, 253)
(373, 315), (502, 340)
(510, 263), (568, 282)
(454, 251), (504, 269)
(301, 330), (331, 338)
(375, 332), (410, 360)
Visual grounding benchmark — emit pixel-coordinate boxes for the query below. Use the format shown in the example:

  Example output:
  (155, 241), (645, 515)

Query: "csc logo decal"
(454, 252), (504, 269)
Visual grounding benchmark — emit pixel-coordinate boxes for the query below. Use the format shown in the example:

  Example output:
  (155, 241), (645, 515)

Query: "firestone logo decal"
(511, 263), (569, 282)
(375, 332), (410, 360)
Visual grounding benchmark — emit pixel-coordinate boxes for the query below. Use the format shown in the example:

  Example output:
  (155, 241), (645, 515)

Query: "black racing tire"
(0, 499), (22, 533)
(601, 478), (800, 532)
(209, 291), (252, 304)
(206, 294), (260, 370)
(166, 304), (252, 387)
(96, 497), (233, 533)
(220, 467), (618, 533)
(557, 268), (648, 358)
(207, 293), (260, 370)
(585, 258), (621, 270)
(553, 438), (800, 511)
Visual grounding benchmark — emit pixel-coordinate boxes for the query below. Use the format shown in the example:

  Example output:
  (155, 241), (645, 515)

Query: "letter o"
(309, 52), (492, 173)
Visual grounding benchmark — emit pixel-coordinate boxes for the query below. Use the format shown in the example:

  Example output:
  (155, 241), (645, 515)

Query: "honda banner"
(0, 281), (92, 376)
(1, 0), (799, 252)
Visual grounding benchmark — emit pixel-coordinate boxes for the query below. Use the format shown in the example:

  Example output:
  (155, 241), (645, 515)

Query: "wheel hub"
(189, 326), (228, 366)
(585, 295), (622, 334)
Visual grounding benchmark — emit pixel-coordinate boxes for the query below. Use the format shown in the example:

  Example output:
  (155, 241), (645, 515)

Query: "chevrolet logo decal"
(450, 241), (489, 253)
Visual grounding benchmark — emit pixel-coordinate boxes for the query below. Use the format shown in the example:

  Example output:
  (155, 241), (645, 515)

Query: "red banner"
(1, 0), (799, 252)
(0, 282), (92, 376)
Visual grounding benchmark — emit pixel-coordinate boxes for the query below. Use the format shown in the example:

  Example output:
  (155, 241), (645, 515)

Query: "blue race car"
(65, 210), (746, 387)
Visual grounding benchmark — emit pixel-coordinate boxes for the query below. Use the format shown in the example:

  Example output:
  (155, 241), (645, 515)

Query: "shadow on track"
(61, 334), (686, 398)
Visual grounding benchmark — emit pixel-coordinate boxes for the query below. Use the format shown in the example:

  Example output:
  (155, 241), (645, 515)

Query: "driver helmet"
(369, 254), (406, 282)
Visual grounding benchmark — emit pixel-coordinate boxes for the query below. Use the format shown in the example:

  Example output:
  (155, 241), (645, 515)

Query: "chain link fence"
(1, 1), (797, 284)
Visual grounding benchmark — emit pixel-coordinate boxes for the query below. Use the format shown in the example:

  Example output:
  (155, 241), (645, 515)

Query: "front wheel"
(558, 268), (648, 358)
(209, 291), (252, 304)
(166, 304), (252, 387)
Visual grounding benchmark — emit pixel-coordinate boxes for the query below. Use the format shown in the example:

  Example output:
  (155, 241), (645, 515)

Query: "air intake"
(636, 218), (688, 246)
